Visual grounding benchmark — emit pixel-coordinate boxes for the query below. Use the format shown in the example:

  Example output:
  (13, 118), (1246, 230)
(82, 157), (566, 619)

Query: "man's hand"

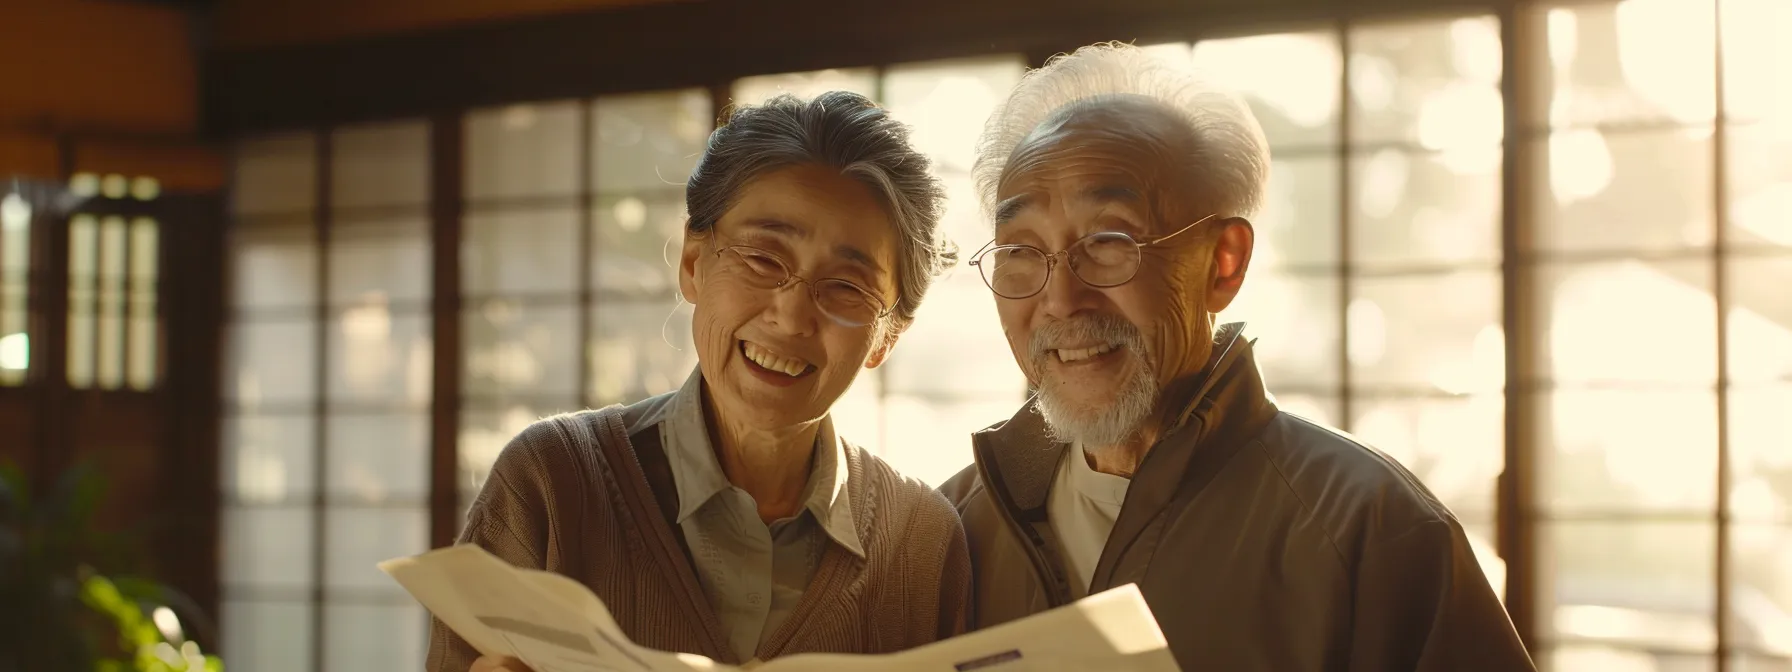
(470, 656), (532, 672)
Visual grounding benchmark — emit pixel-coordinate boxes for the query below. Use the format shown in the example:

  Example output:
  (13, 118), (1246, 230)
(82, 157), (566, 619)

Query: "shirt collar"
(662, 367), (865, 558)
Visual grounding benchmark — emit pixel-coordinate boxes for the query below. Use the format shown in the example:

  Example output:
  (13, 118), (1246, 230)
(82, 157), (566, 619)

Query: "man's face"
(989, 97), (1252, 447)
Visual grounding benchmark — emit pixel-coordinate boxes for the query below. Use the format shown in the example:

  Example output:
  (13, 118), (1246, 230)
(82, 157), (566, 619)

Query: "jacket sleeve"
(1347, 519), (1536, 672)
(424, 432), (557, 672)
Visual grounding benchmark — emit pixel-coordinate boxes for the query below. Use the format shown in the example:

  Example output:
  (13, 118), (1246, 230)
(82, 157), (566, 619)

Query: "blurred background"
(0, 0), (1787, 670)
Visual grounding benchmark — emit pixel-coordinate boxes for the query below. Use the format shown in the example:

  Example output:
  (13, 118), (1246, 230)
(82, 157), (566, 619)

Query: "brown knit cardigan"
(425, 400), (973, 670)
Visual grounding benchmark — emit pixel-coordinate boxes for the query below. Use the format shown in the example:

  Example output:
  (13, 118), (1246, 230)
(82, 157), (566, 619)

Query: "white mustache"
(1029, 314), (1146, 367)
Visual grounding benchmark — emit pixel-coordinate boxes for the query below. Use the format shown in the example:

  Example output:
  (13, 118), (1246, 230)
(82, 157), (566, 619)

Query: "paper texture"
(379, 544), (1181, 672)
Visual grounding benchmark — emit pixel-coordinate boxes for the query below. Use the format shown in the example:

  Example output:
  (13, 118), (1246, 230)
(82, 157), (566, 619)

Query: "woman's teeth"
(743, 341), (811, 377)
(1056, 343), (1119, 363)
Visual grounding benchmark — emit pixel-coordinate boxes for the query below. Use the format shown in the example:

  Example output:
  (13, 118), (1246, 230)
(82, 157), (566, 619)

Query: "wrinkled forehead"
(995, 97), (1202, 222)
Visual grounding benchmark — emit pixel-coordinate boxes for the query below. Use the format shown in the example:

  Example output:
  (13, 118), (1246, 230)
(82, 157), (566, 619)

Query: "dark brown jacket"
(428, 396), (972, 670)
(940, 324), (1535, 671)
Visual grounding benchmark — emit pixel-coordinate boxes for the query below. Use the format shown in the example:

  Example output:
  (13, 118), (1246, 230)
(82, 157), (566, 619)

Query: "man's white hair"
(973, 42), (1271, 222)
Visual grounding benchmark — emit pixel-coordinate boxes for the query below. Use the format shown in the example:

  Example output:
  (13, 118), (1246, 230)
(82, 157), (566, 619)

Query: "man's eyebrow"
(1077, 184), (1142, 206)
(993, 194), (1033, 228)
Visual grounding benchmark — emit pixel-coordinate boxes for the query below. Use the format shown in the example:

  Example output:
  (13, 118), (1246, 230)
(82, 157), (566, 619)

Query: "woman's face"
(679, 163), (902, 430)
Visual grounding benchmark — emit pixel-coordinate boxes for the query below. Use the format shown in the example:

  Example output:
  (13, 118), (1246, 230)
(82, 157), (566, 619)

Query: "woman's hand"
(470, 656), (532, 672)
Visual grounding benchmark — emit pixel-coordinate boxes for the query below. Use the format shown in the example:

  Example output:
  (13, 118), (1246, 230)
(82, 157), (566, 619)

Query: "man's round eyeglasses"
(968, 214), (1217, 300)
(714, 245), (890, 328)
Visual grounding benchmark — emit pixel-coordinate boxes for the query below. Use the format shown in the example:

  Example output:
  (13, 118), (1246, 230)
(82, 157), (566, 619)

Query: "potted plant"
(0, 461), (222, 672)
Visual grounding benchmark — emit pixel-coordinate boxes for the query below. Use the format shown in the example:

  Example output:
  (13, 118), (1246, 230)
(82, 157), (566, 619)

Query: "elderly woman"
(429, 91), (970, 672)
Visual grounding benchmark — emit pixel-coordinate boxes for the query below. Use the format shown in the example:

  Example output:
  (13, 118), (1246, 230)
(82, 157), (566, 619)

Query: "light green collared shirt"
(651, 370), (865, 661)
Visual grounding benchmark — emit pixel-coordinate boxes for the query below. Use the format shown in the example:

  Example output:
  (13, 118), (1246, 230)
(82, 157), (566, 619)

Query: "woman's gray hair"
(686, 91), (954, 335)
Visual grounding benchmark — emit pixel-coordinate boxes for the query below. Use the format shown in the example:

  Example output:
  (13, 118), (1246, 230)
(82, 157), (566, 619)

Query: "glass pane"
(1534, 127), (1715, 253)
(828, 374), (883, 455)
(1539, 259), (1716, 385)
(1533, 0), (1717, 128)
(1721, 0), (1792, 126)
(327, 308), (431, 408)
(731, 68), (877, 108)
(127, 296), (156, 390)
(1728, 385), (1792, 523)
(1731, 653), (1792, 672)
(323, 506), (428, 592)
(329, 217), (430, 306)
(222, 506), (314, 589)
(227, 319), (316, 409)
(0, 192), (27, 274)
(1541, 522), (1716, 656)
(883, 55), (1026, 174)
(220, 599), (313, 672)
(1351, 148), (1500, 267)
(96, 216), (126, 390)
(129, 217), (158, 285)
(1543, 645), (1714, 672)
(322, 602), (427, 672)
(1348, 16), (1503, 149)
(230, 221), (318, 310)
(0, 288), (25, 386)
(588, 300), (698, 407)
(465, 100), (580, 200)
(1461, 518), (1506, 602)
(1192, 31), (1341, 149)
(459, 401), (579, 498)
(1269, 393), (1340, 430)
(593, 89), (712, 194)
(1727, 122), (1792, 249)
(886, 274), (1026, 398)
(223, 413), (315, 504)
(1538, 388), (1718, 514)
(1351, 394), (1502, 518)
(1728, 256), (1792, 384)
(232, 132), (317, 216)
(1222, 270), (1340, 391)
(325, 413), (428, 504)
(331, 120), (430, 209)
(1253, 154), (1340, 269)
(1730, 524), (1792, 656)
(591, 192), (685, 296)
(463, 207), (579, 296)
(67, 298), (93, 387)
(883, 394), (1021, 488)
(1348, 270), (1502, 391)
(463, 299), (581, 400)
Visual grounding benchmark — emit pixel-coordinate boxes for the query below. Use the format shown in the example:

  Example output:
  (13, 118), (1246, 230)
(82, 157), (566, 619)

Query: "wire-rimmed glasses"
(968, 214), (1217, 299)
(714, 244), (890, 328)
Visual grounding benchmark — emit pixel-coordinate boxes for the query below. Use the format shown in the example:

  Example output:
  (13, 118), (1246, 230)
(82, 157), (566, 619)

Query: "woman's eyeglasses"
(714, 245), (890, 328)
(968, 214), (1216, 299)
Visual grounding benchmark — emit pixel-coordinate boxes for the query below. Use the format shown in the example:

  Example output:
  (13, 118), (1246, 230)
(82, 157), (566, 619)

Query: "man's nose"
(1038, 256), (1103, 320)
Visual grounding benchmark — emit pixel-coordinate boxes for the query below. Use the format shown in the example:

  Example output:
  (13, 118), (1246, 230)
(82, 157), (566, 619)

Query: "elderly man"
(940, 43), (1535, 671)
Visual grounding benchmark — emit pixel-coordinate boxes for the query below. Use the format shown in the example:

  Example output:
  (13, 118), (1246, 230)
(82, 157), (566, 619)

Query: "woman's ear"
(862, 322), (904, 369)
(679, 226), (705, 305)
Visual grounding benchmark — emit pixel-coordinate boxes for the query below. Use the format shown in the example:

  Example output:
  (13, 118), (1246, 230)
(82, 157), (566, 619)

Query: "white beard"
(1034, 349), (1159, 448)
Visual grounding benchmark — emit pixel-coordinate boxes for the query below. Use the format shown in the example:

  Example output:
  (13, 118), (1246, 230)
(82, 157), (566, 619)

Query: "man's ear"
(679, 226), (706, 305)
(1204, 217), (1254, 313)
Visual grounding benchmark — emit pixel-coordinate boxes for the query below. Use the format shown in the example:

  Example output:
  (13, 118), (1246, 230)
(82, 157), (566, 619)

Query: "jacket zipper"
(975, 443), (1072, 608)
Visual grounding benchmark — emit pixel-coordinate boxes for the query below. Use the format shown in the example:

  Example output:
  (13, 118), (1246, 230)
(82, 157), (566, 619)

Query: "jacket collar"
(972, 322), (1276, 517)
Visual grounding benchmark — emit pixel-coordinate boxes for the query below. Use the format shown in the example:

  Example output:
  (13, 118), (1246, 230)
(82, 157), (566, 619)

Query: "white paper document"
(379, 544), (1181, 672)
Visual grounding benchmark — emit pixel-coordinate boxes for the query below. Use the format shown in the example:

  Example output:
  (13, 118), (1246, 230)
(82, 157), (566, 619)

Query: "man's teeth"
(743, 341), (810, 377)
(1056, 343), (1119, 363)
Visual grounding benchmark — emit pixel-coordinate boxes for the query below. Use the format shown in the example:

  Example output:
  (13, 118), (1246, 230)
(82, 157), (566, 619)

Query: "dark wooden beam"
(204, 0), (1503, 135)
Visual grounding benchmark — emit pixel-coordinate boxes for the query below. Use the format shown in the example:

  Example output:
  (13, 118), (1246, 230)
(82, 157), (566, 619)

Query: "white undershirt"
(1046, 444), (1133, 597)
